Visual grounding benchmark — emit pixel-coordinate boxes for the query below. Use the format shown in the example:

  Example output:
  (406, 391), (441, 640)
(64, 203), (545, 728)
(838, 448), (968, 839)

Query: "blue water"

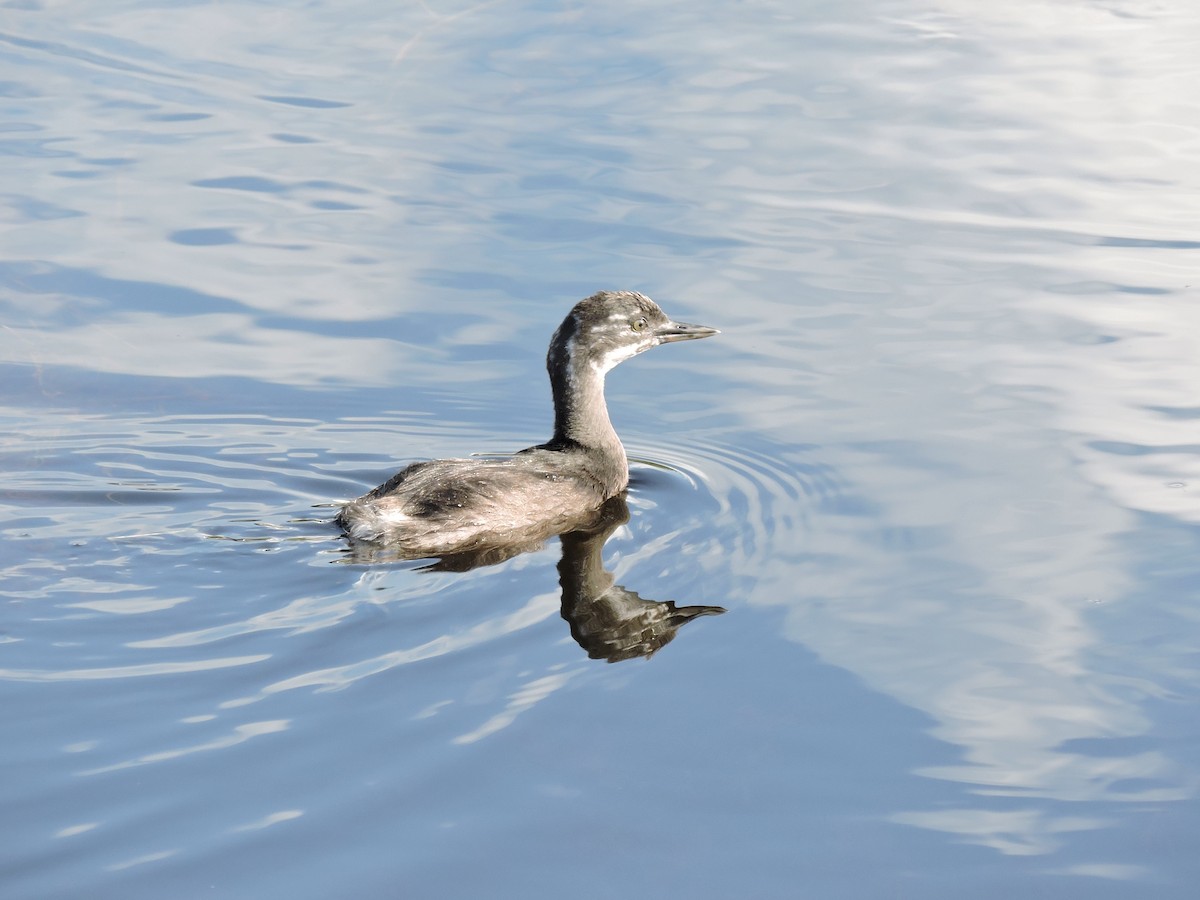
(3, 1), (1200, 897)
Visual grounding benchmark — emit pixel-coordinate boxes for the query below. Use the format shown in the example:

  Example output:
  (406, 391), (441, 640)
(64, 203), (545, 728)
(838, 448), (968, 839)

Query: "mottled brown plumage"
(337, 291), (717, 558)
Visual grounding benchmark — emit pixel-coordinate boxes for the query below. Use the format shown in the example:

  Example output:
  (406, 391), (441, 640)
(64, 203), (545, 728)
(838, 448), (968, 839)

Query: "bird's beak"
(656, 320), (720, 343)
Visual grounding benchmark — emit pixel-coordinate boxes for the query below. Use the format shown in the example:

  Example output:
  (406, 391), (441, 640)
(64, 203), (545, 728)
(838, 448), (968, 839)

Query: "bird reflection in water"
(556, 496), (725, 662)
(342, 495), (725, 663)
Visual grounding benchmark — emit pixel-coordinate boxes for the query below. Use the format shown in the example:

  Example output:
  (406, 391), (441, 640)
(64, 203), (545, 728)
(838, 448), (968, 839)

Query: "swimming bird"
(337, 290), (718, 558)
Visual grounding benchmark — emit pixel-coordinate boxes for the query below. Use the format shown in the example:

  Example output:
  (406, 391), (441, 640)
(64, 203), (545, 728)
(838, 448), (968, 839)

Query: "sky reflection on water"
(3, 0), (1200, 896)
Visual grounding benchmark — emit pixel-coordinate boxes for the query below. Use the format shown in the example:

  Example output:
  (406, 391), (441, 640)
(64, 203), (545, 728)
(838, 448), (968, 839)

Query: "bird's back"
(337, 451), (614, 553)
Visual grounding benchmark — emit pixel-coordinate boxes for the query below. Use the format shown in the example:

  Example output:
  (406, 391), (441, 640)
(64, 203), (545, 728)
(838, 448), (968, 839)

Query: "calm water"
(3, 1), (1199, 897)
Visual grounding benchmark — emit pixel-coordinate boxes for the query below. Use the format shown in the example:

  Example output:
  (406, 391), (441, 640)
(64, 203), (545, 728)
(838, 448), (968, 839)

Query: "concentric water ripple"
(3, 401), (842, 694)
(628, 433), (846, 569)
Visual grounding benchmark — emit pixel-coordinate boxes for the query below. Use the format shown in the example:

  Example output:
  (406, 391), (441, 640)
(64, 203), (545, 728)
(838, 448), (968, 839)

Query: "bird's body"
(337, 291), (717, 558)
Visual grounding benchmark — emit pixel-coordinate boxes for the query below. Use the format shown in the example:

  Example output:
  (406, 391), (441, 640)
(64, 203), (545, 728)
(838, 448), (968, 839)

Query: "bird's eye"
(632, 317), (648, 333)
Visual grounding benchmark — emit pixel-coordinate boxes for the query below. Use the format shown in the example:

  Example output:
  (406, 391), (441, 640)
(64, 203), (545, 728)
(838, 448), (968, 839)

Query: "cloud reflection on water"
(3, 0), (1199, 878)
(608, 0), (1200, 856)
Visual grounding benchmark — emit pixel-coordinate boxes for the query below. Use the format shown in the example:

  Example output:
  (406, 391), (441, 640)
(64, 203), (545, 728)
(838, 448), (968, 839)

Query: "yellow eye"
(632, 317), (648, 332)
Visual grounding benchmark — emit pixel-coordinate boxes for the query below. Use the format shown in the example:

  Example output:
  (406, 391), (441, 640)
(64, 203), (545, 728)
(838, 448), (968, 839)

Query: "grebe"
(337, 290), (718, 557)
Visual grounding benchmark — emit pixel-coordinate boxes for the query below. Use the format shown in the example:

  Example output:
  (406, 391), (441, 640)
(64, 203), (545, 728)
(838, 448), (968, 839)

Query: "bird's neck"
(543, 324), (629, 493)
(550, 359), (623, 455)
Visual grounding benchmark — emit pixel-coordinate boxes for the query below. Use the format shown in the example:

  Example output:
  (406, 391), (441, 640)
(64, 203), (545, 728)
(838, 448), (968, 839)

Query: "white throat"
(590, 342), (644, 376)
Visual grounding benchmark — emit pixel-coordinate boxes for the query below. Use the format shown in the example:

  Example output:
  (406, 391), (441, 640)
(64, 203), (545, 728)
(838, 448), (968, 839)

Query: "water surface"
(3, 1), (1200, 897)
